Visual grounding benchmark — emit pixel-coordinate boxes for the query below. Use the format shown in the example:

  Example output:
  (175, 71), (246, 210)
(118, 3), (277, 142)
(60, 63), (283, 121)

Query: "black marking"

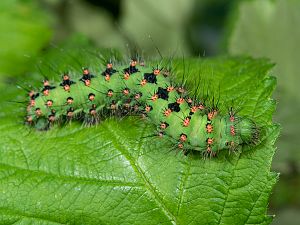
(43, 79), (56, 91)
(80, 68), (95, 82)
(29, 91), (40, 100)
(60, 79), (75, 87)
(80, 74), (95, 82)
(102, 67), (117, 76)
(156, 87), (169, 100)
(168, 102), (180, 112)
(124, 66), (139, 74)
(144, 73), (157, 84)
(124, 58), (139, 74)
(42, 85), (55, 92)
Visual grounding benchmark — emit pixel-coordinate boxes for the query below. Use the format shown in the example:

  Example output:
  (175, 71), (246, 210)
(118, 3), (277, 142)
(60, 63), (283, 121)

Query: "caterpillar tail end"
(239, 118), (260, 145)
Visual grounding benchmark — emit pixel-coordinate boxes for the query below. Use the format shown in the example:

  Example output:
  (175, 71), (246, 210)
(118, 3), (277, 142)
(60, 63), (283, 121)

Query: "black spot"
(124, 66), (139, 74)
(157, 87), (169, 100)
(43, 80), (56, 91)
(144, 73), (157, 84)
(168, 102), (180, 112)
(60, 79), (75, 86)
(42, 85), (55, 92)
(30, 92), (39, 100)
(102, 67), (117, 76)
(80, 73), (95, 82)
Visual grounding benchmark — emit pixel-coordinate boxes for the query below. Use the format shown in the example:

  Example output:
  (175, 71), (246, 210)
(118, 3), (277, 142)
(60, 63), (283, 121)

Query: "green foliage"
(0, 0), (51, 79)
(227, 0), (300, 173)
(52, 0), (193, 57)
(0, 54), (278, 224)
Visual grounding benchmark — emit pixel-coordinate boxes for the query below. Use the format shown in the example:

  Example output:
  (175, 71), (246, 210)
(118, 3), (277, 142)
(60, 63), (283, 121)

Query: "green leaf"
(65, 0), (193, 56)
(227, 0), (300, 173)
(0, 57), (278, 224)
(0, 0), (51, 79)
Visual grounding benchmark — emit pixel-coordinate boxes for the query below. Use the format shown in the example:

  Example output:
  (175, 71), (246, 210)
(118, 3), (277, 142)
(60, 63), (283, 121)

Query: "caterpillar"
(25, 56), (259, 157)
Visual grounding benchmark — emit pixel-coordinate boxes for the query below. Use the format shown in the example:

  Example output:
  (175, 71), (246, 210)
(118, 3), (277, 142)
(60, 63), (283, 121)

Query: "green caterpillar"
(26, 57), (259, 156)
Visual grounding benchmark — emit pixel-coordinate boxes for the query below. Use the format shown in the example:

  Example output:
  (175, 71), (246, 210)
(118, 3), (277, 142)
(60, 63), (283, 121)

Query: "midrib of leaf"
(175, 158), (191, 217)
(102, 122), (177, 224)
(217, 153), (241, 225)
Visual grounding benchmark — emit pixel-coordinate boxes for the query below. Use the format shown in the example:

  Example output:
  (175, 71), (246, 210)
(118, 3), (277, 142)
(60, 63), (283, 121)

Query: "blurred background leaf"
(0, 0), (52, 82)
(48, 0), (194, 57)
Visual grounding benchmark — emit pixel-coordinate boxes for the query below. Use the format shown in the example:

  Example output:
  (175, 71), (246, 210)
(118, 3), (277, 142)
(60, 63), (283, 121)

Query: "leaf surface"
(0, 57), (278, 225)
